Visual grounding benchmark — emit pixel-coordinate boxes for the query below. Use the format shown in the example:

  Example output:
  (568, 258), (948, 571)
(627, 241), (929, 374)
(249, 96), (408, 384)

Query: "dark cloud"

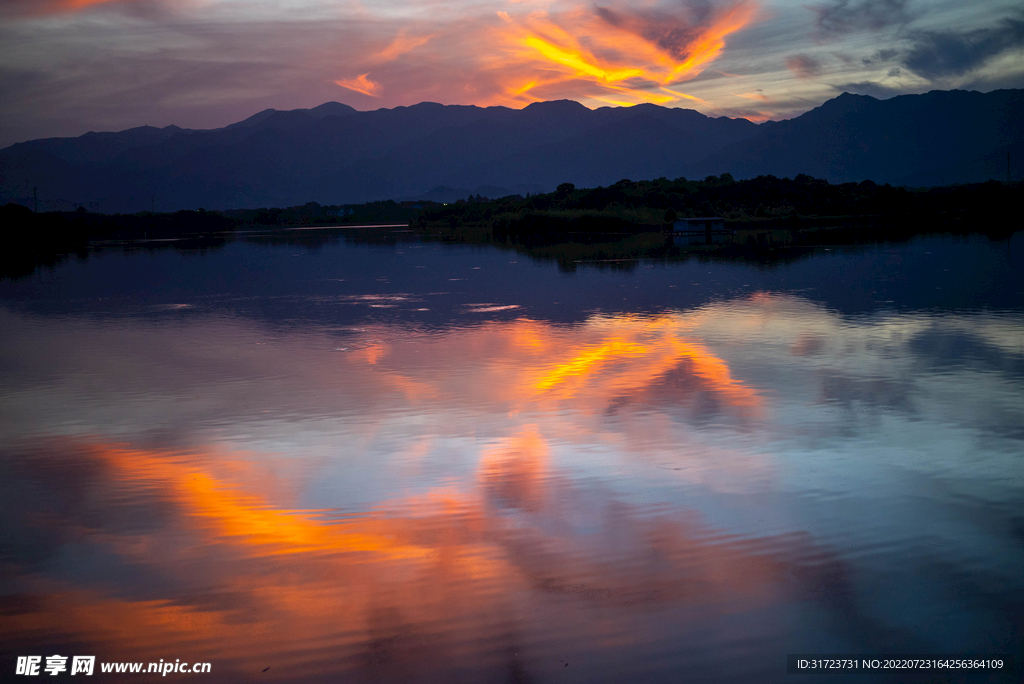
(785, 54), (823, 78)
(595, 6), (700, 61)
(594, 1), (747, 62)
(812, 0), (913, 38)
(863, 47), (900, 65)
(903, 17), (1024, 79)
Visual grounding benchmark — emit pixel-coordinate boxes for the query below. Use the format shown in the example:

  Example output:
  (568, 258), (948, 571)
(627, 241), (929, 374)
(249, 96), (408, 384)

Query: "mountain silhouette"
(2, 89), (1021, 212)
(689, 89), (1024, 186)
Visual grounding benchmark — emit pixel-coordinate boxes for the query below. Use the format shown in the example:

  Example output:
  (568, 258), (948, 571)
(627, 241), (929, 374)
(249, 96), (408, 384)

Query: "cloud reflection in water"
(1, 293), (1023, 682)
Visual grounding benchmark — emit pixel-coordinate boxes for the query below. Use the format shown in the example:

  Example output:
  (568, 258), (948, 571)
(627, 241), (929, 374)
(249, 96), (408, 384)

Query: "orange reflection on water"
(333, 313), (764, 421)
(469, 314), (766, 418)
(1, 311), (789, 679)
(669, 339), (762, 411)
(3, 420), (831, 679)
(478, 426), (549, 511)
(95, 444), (433, 559)
(533, 338), (649, 393)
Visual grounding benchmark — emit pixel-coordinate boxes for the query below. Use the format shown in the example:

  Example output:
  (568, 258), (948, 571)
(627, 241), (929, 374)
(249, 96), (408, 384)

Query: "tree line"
(415, 175), (1022, 233)
(4, 175), (1019, 278)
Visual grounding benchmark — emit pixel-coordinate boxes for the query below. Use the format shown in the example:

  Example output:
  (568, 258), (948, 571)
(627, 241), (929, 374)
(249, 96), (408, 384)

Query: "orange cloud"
(319, 2), (759, 112)
(661, 86), (709, 103)
(335, 73), (382, 97)
(737, 91), (770, 101)
(372, 29), (434, 63)
(481, 1), (759, 107)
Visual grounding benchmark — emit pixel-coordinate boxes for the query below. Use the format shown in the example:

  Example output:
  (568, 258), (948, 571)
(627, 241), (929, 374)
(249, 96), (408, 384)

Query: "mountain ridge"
(2, 89), (1021, 212)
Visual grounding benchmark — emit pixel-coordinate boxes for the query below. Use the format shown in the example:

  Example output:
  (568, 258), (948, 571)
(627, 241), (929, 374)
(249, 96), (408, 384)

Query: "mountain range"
(2, 89), (1022, 213)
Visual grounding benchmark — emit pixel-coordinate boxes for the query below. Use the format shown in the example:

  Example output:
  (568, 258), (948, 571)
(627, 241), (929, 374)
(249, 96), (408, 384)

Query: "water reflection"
(2, 283), (1023, 681)
(3, 434), (850, 683)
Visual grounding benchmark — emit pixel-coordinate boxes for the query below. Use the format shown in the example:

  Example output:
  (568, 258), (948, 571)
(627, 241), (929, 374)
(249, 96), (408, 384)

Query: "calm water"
(1, 230), (1023, 683)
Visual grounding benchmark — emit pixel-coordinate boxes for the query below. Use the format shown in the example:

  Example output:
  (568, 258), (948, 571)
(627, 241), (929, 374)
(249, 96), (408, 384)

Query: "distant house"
(668, 216), (728, 245)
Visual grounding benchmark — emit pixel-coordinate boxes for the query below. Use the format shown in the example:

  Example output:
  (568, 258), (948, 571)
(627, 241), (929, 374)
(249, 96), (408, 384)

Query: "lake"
(1, 228), (1022, 683)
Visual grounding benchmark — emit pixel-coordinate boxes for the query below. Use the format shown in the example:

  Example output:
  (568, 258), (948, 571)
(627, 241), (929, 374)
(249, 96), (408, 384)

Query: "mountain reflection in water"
(1, 234), (1022, 683)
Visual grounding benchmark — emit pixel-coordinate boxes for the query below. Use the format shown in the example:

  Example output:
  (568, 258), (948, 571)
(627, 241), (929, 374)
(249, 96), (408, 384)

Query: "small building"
(668, 217), (728, 245)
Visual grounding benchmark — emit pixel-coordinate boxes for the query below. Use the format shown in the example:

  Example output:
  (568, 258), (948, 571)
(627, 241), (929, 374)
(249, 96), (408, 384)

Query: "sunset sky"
(1, 0), (1022, 146)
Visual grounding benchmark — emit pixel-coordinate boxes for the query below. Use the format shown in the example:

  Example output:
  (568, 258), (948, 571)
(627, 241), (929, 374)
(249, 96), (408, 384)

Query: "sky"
(1, 0), (1023, 147)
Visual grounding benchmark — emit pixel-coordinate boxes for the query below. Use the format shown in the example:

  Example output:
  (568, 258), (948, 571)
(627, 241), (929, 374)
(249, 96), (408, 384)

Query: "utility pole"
(33, 187), (37, 213)
(1008, 152), (1011, 184)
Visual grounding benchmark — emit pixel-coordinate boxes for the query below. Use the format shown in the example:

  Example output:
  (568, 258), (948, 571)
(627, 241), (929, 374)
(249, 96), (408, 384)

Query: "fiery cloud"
(335, 73), (382, 97)
(483, 1), (760, 107)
